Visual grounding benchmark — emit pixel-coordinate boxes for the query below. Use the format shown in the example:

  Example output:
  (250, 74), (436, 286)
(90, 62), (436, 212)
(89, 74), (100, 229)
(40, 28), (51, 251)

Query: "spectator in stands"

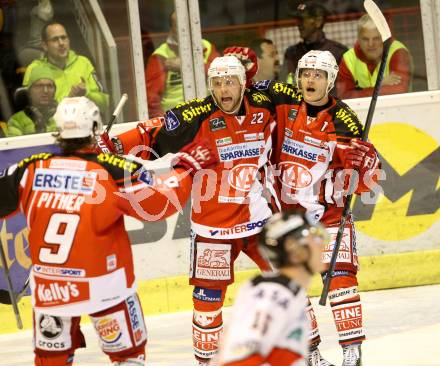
(249, 38), (281, 81)
(22, 21), (109, 112)
(337, 14), (412, 99)
(17, 0), (54, 69)
(7, 66), (57, 136)
(283, 1), (347, 84)
(145, 10), (219, 117)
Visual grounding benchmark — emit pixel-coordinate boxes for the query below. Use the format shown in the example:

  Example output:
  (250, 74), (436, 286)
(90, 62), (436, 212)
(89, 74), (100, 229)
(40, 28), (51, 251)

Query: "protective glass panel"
(195, 0), (427, 99)
(0, 0), (137, 138)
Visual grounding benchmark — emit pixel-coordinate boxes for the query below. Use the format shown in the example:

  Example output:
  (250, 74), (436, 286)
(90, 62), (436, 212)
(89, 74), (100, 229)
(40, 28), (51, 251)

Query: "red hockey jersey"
(0, 151), (192, 316)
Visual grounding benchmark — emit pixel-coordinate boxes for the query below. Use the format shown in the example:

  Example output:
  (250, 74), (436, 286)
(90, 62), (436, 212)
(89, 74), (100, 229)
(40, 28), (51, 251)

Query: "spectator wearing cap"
(249, 38), (281, 81)
(22, 22), (109, 112)
(7, 67), (57, 136)
(337, 13), (412, 99)
(283, 1), (347, 85)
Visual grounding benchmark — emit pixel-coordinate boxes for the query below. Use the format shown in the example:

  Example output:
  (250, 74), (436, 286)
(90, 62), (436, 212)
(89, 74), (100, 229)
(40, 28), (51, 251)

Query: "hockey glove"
(95, 132), (117, 154)
(344, 139), (379, 173)
(172, 139), (217, 176)
(223, 46), (258, 87)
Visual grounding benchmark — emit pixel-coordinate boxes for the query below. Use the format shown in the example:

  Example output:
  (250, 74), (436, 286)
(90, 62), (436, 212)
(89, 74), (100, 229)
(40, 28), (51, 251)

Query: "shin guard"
(329, 276), (365, 346)
(192, 286), (225, 362)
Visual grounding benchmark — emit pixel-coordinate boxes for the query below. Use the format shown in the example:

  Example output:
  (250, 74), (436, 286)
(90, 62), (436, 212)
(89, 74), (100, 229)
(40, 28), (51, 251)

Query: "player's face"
(210, 76), (243, 113)
(298, 68), (329, 105)
(29, 79), (56, 108)
(358, 27), (383, 62)
(258, 42), (280, 79)
(43, 24), (70, 62)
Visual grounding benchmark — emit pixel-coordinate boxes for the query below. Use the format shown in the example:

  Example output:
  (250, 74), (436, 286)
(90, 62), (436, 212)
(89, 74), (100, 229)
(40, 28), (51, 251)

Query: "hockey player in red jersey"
(97, 55), (278, 365)
(224, 47), (380, 366)
(216, 211), (328, 366)
(0, 97), (216, 366)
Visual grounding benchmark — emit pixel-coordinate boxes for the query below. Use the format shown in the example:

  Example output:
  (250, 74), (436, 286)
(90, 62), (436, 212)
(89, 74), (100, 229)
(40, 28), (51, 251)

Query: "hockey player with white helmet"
(295, 49), (339, 99)
(216, 211), (328, 366)
(96, 55), (278, 364)
(207, 55), (247, 114)
(223, 47), (381, 366)
(0, 97), (217, 366)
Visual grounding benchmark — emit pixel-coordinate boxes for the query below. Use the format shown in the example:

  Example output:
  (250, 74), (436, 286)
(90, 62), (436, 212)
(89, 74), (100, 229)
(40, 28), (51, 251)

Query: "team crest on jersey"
(165, 110), (180, 131)
(279, 161), (313, 189)
(228, 164), (258, 192)
(284, 128), (293, 138)
(39, 315), (63, 339)
(33, 168), (97, 195)
(288, 108), (298, 120)
(209, 117), (226, 131)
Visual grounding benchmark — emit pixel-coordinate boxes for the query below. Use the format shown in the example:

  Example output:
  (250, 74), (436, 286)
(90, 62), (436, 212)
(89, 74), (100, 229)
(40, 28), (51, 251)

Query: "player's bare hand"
(68, 77), (87, 97)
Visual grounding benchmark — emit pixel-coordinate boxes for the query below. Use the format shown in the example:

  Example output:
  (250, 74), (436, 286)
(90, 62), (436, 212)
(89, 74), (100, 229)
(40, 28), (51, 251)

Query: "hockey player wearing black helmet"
(216, 211), (328, 366)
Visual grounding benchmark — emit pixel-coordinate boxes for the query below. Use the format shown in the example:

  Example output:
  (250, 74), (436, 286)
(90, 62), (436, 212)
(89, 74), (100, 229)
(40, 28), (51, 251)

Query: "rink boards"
(0, 90), (439, 333)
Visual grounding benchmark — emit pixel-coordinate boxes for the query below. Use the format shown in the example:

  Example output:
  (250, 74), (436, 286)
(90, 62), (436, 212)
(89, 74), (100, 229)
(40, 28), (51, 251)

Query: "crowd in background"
(0, 0), (420, 137)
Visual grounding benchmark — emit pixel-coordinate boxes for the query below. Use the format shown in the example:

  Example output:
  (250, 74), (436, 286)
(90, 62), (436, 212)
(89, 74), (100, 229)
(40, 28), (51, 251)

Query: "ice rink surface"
(1, 284), (439, 366)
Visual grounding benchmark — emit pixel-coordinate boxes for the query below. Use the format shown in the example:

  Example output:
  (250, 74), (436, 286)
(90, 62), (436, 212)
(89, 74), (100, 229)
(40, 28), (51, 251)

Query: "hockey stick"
(105, 93), (128, 133)
(319, 0), (392, 306)
(0, 242), (23, 329)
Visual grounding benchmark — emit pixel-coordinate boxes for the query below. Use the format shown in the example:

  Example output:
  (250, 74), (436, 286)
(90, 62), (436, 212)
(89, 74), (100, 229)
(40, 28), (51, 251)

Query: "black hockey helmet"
(259, 210), (329, 269)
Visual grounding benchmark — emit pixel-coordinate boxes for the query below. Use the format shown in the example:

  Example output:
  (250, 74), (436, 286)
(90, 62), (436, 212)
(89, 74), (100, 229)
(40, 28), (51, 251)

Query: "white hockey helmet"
(54, 97), (102, 139)
(295, 50), (339, 93)
(208, 55), (246, 87)
(208, 56), (246, 114)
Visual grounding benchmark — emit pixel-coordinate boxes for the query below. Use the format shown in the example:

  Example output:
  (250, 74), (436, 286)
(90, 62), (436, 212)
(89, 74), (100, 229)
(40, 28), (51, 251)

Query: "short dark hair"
(41, 21), (67, 42)
(56, 136), (94, 155)
(249, 38), (274, 58)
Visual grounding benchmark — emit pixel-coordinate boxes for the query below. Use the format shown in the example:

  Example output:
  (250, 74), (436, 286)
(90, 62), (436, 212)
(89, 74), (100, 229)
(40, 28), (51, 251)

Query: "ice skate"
(342, 343), (362, 366)
(307, 346), (335, 366)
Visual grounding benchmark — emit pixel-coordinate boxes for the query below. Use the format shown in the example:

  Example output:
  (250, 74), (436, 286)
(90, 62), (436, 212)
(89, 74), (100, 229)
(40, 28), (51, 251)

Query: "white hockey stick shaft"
(105, 93), (128, 133)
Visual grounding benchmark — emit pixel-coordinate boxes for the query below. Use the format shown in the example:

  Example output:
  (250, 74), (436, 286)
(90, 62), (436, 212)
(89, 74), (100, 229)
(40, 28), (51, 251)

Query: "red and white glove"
(223, 46), (258, 87)
(172, 139), (217, 176)
(344, 139), (379, 174)
(95, 132), (117, 154)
